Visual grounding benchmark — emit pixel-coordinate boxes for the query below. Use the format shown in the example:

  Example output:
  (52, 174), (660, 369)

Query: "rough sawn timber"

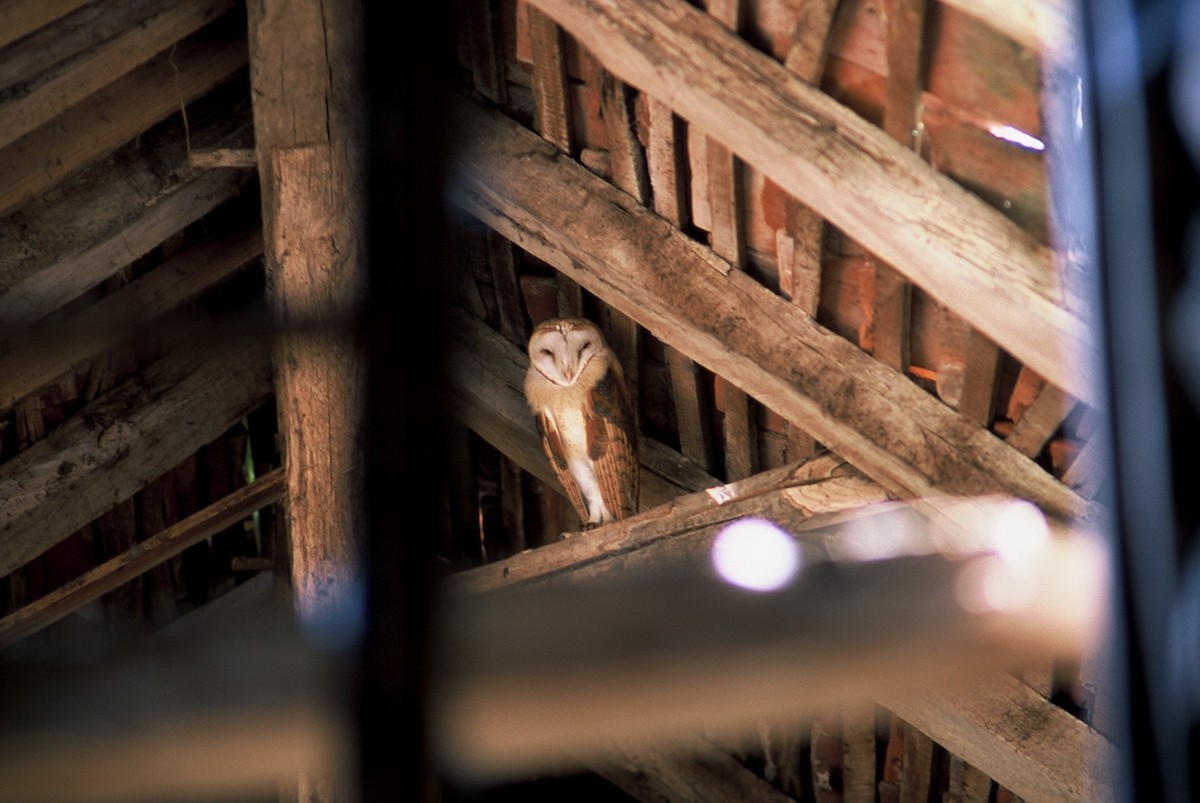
(449, 98), (1092, 523)
(0, 340), (272, 578)
(521, 0), (1095, 406)
(0, 468), (284, 649)
(0, 108), (253, 336)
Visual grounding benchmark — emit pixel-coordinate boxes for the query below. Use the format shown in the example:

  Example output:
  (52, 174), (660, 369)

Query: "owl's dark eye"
(539, 348), (553, 357)
(580, 341), (592, 351)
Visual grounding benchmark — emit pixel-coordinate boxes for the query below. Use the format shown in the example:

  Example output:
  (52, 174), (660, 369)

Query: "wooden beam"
(0, 18), (247, 216)
(841, 702), (878, 803)
(0, 340), (272, 578)
(527, 5), (572, 152)
(785, 0), (839, 80)
(0, 108), (253, 336)
(464, 0), (508, 106)
(0, 226), (262, 412)
(446, 310), (718, 514)
(448, 98), (1092, 521)
(454, 452), (887, 594)
(938, 0), (1068, 54)
(0, 469), (284, 649)
(0, 0), (234, 151)
(597, 736), (795, 803)
(1007, 382), (1073, 457)
(0, 0), (93, 51)
(877, 672), (1116, 802)
(958, 328), (1003, 426)
(645, 97), (715, 470)
(248, 0), (366, 633)
(521, 0), (1094, 405)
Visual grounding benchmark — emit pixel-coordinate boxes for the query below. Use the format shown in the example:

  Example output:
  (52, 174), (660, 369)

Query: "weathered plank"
(464, 0), (508, 105)
(841, 702), (877, 803)
(0, 19), (247, 216)
(448, 98), (1092, 521)
(0, 226), (262, 412)
(958, 328), (1003, 426)
(646, 96), (714, 470)
(948, 755), (994, 802)
(0, 0), (93, 50)
(0, 107), (253, 335)
(248, 0), (366, 638)
(898, 722), (934, 803)
(527, 5), (572, 151)
(0, 469), (284, 649)
(1007, 383), (1073, 458)
(597, 736), (795, 803)
(878, 672), (1117, 802)
(938, 0), (1068, 53)
(521, 0), (1094, 405)
(0, 340), (272, 578)
(0, 0), (234, 151)
(784, 0), (840, 80)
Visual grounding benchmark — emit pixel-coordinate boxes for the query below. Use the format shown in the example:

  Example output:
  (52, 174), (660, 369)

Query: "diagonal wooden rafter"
(0, 107), (254, 336)
(0, 17), (248, 218)
(0, 0), (235, 151)
(521, 0), (1095, 406)
(0, 339), (272, 578)
(448, 96), (1093, 522)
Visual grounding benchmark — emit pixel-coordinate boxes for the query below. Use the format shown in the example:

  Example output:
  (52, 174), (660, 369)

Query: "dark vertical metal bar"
(1079, 0), (1186, 798)
(361, 1), (453, 798)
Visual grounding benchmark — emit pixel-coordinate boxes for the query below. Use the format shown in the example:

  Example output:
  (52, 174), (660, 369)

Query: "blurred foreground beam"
(439, 495), (1114, 800)
(0, 573), (351, 803)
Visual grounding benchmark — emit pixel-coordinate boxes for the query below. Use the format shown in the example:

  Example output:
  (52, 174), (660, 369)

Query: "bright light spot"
(988, 124), (1046, 152)
(991, 500), (1050, 563)
(955, 555), (1036, 614)
(711, 518), (802, 592)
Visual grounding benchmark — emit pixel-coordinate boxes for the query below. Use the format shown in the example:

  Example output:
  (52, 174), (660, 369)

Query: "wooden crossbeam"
(0, 108), (252, 336)
(938, 0), (1069, 53)
(0, 226), (262, 412)
(0, 340), (272, 578)
(521, 0), (1094, 405)
(0, 18), (247, 217)
(448, 97), (1092, 521)
(0, 0), (235, 151)
(0, 469), (284, 649)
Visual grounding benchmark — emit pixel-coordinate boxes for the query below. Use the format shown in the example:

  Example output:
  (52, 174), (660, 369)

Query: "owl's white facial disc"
(529, 322), (603, 387)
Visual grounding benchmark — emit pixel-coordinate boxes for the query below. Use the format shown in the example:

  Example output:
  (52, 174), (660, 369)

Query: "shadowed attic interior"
(2, 0), (1195, 800)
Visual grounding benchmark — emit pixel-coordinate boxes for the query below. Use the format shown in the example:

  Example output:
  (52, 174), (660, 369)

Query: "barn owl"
(524, 318), (639, 527)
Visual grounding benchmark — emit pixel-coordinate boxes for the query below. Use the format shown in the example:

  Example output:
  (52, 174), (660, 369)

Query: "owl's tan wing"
(586, 363), (639, 519)
(535, 408), (589, 522)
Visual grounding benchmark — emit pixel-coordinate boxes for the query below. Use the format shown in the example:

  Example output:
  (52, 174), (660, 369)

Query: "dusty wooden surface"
(0, 340), (272, 577)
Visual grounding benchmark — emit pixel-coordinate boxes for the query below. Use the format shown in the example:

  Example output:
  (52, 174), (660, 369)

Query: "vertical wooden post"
(247, 1), (365, 799)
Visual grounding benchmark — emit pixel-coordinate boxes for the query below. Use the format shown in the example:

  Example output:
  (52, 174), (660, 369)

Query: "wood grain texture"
(527, 5), (572, 151)
(0, 226), (262, 412)
(0, 0), (235, 151)
(1007, 383), (1072, 458)
(597, 736), (794, 803)
(521, 0), (1094, 405)
(0, 0), (93, 50)
(0, 341), (272, 578)
(449, 98), (1093, 521)
(0, 469), (284, 649)
(0, 108), (253, 336)
(841, 702), (878, 803)
(878, 672), (1117, 802)
(270, 145), (366, 618)
(0, 19), (247, 217)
